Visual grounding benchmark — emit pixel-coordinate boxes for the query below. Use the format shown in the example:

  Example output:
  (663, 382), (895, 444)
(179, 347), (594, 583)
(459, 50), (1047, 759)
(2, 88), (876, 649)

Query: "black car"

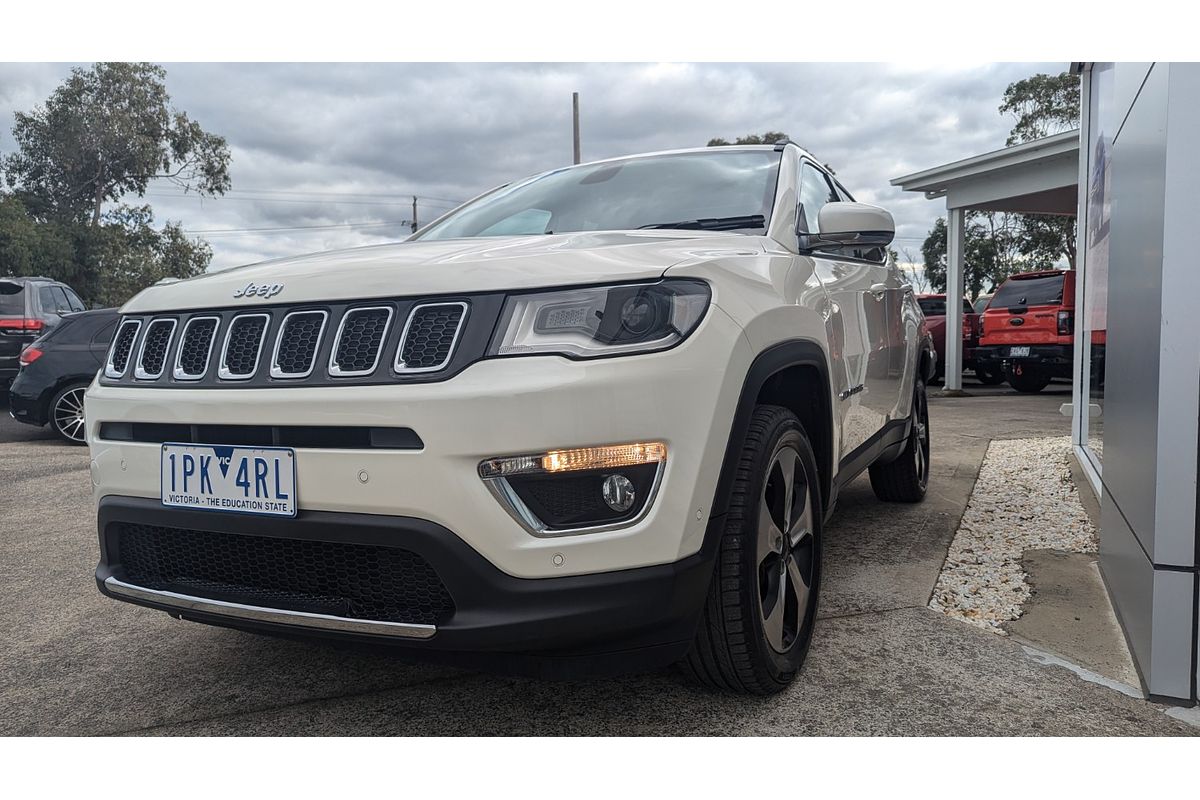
(1, 276), (89, 391)
(9, 308), (118, 443)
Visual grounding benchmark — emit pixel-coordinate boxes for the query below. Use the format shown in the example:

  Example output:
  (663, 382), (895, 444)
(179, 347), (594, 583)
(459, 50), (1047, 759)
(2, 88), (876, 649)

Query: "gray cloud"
(0, 61), (1061, 269)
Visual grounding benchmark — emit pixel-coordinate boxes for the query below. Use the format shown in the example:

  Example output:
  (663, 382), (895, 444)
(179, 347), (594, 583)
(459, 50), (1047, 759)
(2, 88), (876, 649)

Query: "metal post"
(411, 196), (418, 234)
(944, 206), (966, 394)
(572, 92), (581, 165)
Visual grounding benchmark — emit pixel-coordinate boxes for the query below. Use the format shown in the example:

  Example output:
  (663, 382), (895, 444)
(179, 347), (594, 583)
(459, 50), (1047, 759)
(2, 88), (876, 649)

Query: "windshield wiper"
(637, 214), (765, 232)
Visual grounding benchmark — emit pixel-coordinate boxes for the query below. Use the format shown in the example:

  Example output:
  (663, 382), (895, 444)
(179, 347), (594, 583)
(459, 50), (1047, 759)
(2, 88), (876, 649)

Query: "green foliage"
(1018, 214), (1076, 270)
(0, 63), (220, 307)
(707, 132), (790, 147)
(921, 213), (1037, 300)
(999, 72), (1081, 146)
(3, 62), (231, 226)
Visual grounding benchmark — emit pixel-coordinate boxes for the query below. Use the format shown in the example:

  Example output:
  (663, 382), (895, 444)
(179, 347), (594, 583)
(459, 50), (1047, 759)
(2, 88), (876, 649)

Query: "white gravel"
(929, 436), (1098, 633)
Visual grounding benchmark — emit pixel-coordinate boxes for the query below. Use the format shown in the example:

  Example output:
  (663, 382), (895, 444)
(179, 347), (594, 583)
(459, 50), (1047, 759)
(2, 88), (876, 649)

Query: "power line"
(208, 186), (467, 204)
(148, 191), (461, 210)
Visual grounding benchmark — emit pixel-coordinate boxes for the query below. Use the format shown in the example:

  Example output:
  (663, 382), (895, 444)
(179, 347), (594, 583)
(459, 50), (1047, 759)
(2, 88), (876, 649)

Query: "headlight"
(489, 279), (710, 359)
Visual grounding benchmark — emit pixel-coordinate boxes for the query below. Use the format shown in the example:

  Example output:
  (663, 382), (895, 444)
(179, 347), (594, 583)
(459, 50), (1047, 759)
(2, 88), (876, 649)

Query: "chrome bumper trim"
(103, 577), (437, 639)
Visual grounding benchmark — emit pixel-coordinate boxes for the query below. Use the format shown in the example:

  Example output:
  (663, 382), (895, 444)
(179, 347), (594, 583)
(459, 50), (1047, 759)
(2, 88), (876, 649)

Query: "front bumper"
(96, 496), (714, 670)
(85, 305), (750, 580)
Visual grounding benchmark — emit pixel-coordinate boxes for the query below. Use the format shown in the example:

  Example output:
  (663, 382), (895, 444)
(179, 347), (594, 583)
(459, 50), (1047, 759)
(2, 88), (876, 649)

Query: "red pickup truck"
(916, 294), (1004, 385)
(974, 269), (1088, 393)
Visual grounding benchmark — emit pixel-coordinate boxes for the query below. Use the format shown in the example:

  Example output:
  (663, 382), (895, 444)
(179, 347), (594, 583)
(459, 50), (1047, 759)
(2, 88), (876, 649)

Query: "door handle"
(869, 283), (887, 299)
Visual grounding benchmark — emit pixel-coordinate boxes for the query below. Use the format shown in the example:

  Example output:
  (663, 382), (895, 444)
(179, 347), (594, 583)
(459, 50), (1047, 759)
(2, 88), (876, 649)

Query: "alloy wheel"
(913, 386), (930, 490)
(756, 444), (816, 653)
(53, 387), (87, 443)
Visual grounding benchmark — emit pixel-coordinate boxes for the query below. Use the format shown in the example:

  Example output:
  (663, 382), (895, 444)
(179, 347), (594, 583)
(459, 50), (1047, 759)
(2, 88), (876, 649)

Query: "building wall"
(1088, 62), (1200, 701)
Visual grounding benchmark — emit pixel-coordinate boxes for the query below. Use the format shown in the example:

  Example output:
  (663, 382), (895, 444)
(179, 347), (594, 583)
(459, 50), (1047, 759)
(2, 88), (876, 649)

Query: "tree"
(999, 71), (1080, 270)
(3, 62), (231, 226)
(999, 72), (1081, 146)
(708, 131), (790, 147)
(920, 213), (1026, 301)
(0, 63), (221, 306)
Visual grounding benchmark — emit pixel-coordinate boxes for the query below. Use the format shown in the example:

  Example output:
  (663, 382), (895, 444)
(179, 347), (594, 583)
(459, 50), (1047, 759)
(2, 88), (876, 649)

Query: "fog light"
(602, 474), (636, 512)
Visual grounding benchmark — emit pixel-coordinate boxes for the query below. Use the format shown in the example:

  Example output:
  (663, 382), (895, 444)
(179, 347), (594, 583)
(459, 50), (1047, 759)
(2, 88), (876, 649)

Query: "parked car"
(0, 276), (89, 391)
(9, 308), (118, 443)
(86, 144), (935, 695)
(975, 269), (1082, 393)
(916, 293), (1003, 385)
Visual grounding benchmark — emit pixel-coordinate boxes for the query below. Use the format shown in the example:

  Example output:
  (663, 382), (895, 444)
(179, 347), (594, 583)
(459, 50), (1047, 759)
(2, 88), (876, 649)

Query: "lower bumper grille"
(115, 523), (455, 626)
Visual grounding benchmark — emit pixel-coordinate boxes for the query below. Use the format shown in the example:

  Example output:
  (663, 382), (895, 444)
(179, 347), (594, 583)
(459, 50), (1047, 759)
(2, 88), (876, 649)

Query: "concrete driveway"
(1, 382), (1194, 735)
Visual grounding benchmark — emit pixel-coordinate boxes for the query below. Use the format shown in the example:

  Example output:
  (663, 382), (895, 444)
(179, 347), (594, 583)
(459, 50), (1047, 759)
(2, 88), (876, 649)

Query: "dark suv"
(0, 277), (88, 391)
(9, 308), (118, 443)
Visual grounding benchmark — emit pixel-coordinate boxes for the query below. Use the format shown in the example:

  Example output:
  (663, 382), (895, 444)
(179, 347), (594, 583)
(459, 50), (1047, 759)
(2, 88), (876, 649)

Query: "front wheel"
(868, 378), (930, 502)
(682, 405), (822, 695)
(49, 382), (90, 445)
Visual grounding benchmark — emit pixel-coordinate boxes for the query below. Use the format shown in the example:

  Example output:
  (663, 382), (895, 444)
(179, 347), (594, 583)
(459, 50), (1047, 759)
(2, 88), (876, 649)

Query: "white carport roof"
(891, 130), (1079, 215)
(889, 130), (1081, 393)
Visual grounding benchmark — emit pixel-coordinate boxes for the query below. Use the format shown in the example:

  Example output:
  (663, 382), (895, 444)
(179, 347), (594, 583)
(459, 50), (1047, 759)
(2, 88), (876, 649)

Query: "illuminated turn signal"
(479, 442), (668, 479)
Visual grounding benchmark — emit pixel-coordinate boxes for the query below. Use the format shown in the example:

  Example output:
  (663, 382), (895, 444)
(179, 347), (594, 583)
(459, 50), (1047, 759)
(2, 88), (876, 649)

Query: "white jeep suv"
(87, 143), (934, 694)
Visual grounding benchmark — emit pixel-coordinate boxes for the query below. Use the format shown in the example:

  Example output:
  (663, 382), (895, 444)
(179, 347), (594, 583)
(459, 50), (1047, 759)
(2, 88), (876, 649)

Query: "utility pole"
(572, 92), (581, 165)
(411, 196), (418, 234)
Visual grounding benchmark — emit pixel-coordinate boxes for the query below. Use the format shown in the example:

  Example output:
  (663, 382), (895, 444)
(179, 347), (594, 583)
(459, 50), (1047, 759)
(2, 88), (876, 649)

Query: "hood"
(123, 231), (764, 313)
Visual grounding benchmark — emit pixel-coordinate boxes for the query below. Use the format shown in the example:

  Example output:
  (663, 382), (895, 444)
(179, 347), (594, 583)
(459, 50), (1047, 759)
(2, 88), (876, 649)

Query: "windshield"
(416, 150), (782, 241)
(992, 274), (1065, 307)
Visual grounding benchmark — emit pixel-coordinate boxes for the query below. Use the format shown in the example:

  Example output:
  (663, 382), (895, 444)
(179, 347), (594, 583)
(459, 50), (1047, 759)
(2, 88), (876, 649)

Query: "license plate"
(1009, 346), (1031, 357)
(161, 443), (297, 517)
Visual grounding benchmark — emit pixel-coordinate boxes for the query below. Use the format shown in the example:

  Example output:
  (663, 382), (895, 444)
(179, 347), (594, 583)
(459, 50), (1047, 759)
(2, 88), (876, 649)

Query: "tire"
(869, 378), (930, 503)
(682, 405), (822, 695)
(48, 382), (89, 444)
(1007, 368), (1051, 393)
(975, 365), (1005, 385)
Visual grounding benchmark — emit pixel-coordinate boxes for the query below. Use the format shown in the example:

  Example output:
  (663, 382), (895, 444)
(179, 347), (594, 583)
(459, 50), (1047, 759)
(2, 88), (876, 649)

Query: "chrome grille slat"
(395, 302), (468, 373)
(105, 319), (142, 378)
(219, 313), (270, 380)
(329, 306), (393, 377)
(134, 318), (177, 380)
(173, 316), (220, 380)
(271, 310), (328, 379)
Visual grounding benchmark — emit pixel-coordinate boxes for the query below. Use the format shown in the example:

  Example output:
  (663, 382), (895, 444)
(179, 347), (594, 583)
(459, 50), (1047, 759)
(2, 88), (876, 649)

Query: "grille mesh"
(399, 304), (465, 370)
(223, 315), (268, 377)
(109, 321), (140, 374)
(274, 311), (325, 375)
(138, 320), (175, 377)
(177, 318), (218, 377)
(333, 307), (390, 373)
(116, 523), (455, 626)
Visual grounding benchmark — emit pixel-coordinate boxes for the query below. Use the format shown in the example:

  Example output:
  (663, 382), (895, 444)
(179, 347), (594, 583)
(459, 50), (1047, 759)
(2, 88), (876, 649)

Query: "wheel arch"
(708, 339), (835, 528)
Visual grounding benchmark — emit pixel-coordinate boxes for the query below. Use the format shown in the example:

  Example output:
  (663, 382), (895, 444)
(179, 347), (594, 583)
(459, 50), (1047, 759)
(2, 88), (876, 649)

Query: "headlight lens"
(490, 279), (710, 359)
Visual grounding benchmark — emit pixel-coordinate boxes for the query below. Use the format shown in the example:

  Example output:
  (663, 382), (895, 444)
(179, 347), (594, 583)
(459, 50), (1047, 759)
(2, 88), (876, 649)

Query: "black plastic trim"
(95, 497), (711, 663)
(98, 422), (424, 450)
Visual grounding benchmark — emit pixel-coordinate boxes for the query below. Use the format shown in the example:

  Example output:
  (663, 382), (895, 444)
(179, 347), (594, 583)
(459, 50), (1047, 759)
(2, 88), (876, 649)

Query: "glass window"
(917, 297), (947, 316)
(39, 286), (58, 313)
(798, 164), (838, 233)
(417, 150), (781, 240)
(63, 287), (85, 312)
(991, 274), (1065, 307)
(0, 281), (24, 314)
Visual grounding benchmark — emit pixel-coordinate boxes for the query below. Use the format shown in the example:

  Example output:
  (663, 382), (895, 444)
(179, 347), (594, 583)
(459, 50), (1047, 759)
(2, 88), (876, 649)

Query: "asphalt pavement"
(1, 380), (1194, 735)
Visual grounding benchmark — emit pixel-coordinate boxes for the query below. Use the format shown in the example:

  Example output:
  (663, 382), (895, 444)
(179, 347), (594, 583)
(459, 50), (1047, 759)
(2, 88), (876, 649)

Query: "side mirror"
(799, 202), (895, 253)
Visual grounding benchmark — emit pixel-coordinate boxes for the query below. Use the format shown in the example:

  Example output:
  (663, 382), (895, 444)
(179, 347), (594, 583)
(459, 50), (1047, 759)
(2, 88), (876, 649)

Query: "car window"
(416, 150), (782, 240)
(63, 287), (86, 312)
(51, 286), (74, 313)
(992, 274), (1065, 307)
(91, 318), (117, 346)
(0, 281), (24, 314)
(917, 297), (946, 316)
(39, 285), (59, 314)
(798, 164), (838, 233)
(964, 300), (975, 314)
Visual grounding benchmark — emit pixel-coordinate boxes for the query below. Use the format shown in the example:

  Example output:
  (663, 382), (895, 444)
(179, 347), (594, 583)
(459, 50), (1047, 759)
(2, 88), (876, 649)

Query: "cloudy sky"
(0, 62), (1060, 270)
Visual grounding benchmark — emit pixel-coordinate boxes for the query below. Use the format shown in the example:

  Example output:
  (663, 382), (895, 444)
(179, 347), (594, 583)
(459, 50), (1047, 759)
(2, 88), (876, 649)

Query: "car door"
(800, 163), (895, 459)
